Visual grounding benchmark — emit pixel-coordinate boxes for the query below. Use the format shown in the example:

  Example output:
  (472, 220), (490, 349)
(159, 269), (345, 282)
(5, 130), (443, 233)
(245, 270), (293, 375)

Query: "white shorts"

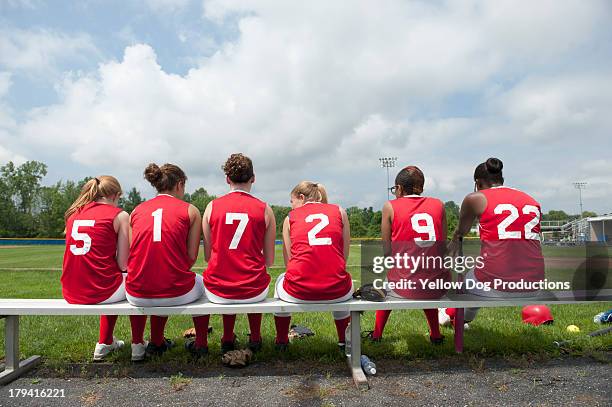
(274, 273), (353, 320)
(126, 275), (205, 308)
(203, 283), (269, 305)
(98, 273), (127, 305)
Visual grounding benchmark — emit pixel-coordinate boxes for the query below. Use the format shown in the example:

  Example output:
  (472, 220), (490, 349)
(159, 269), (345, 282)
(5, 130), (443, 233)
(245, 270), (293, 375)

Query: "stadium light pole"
(379, 157), (397, 200)
(573, 182), (587, 218)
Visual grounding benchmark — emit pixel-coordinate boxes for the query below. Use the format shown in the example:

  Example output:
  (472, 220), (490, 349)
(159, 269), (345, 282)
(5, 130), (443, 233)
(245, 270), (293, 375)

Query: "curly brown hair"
(223, 153), (254, 183)
(144, 163), (187, 192)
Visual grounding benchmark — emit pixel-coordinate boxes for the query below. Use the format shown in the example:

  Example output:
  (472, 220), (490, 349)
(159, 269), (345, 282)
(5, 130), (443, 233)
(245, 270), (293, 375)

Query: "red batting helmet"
(522, 305), (554, 326)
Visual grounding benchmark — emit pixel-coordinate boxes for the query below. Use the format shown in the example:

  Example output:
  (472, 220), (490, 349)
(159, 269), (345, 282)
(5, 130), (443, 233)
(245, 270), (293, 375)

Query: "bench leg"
(454, 308), (464, 353)
(0, 316), (41, 385)
(346, 311), (369, 391)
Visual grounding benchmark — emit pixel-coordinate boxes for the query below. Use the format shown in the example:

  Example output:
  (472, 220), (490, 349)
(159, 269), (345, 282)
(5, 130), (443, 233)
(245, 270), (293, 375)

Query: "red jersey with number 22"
(476, 186), (544, 289)
(204, 191), (270, 299)
(126, 195), (196, 298)
(62, 202), (124, 304)
(283, 202), (352, 301)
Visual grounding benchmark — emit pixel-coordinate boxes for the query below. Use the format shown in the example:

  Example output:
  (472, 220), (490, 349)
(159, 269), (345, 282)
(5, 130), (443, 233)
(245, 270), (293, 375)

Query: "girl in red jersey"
(202, 153), (276, 353)
(126, 163), (208, 359)
(273, 182), (353, 350)
(440, 157), (545, 325)
(62, 176), (137, 361)
(367, 166), (449, 344)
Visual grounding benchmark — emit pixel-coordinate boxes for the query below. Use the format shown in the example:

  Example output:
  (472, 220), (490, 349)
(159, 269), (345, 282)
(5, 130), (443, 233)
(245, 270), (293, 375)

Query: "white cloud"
(145, 0), (190, 14)
(0, 27), (99, 75)
(3, 0), (612, 213)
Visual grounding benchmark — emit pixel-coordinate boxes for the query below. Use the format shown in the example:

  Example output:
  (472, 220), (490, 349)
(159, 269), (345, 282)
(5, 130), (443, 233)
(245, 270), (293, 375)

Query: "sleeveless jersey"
(476, 186), (544, 289)
(61, 202), (124, 304)
(203, 190), (270, 299)
(387, 196), (450, 299)
(283, 202), (352, 301)
(126, 194), (196, 298)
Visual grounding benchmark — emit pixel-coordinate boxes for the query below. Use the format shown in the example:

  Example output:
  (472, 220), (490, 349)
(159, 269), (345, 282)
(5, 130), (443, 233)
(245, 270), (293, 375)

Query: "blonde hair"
(65, 176), (122, 221)
(291, 181), (328, 204)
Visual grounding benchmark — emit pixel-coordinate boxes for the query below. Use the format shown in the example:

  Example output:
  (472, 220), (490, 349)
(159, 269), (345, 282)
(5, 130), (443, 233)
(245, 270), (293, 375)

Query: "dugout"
(588, 214), (612, 243)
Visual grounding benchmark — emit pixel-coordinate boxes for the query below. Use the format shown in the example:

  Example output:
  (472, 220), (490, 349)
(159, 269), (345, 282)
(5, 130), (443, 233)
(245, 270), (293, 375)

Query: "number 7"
(226, 213), (249, 249)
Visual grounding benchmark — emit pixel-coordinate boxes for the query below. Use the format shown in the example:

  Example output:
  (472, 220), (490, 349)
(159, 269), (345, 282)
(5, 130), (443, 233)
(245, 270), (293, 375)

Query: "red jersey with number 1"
(126, 194), (196, 298)
(62, 202), (124, 304)
(283, 202), (352, 301)
(387, 196), (449, 299)
(476, 186), (544, 289)
(204, 191), (270, 299)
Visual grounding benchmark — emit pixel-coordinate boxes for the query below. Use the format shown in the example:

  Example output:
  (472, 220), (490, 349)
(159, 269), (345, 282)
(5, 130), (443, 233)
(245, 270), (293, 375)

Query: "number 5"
(70, 219), (95, 255)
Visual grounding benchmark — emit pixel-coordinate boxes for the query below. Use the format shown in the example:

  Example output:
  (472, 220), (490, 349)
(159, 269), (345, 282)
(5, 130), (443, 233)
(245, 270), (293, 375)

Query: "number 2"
(226, 213), (249, 249)
(70, 220), (95, 255)
(306, 213), (332, 246)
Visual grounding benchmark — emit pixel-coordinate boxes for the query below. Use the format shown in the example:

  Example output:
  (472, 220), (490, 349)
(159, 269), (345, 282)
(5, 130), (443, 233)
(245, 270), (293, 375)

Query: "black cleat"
(247, 335), (263, 353)
(221, 335), (237, 354)
(274, 341), (289, 352)
(430, 335), (445, 345)
(185, 339), (208, 359)
(362, 330), (382, 343)
(145, 338), (175, 357)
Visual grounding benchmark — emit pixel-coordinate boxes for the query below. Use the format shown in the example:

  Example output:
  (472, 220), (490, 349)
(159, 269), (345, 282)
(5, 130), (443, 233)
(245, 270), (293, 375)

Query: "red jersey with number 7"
(126, 194), (196, 298)
(283, 202), (352, 301)
(203, 190), (270, 299)
(476, 186), (544, 289)
(62, 202), (124, 304)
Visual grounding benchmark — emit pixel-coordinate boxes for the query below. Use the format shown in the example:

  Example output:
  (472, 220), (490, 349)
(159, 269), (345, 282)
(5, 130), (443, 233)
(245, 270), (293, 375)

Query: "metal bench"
(1, 292), (608, 389)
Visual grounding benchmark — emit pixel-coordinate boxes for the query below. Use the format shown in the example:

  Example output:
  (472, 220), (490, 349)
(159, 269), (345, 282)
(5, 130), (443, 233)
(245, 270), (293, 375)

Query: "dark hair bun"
(144, 163), (162, 184)
(485, 157), (503, 174)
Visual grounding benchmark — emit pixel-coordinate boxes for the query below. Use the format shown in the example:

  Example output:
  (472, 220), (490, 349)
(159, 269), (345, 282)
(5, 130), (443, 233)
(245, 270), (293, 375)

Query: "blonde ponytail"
(291, 181), (329, 204)
(64, 176), (122, 222)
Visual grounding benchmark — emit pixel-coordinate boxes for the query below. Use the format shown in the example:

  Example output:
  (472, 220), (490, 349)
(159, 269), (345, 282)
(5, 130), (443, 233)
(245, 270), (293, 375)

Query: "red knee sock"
(222, 314), (236, 343)
(247, 313), (263, 342)
(274, 315), (291, 344)
(150, 315), (168, 346)
(373, 310), (392, 339)
(192, 315), (210, 348)
(99, 315), (118, 345)
(423, 309), (441, 339)
(334, 316), (351, 343)
(129, 315), (147, 344)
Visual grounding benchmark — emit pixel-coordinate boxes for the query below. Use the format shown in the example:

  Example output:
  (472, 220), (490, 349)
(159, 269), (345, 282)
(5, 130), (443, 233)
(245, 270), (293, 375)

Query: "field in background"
(0, 245), (610, 367)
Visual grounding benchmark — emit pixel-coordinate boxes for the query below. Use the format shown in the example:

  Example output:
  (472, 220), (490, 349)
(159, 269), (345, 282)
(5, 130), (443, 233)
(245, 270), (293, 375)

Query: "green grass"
(0, 245), (610, 367)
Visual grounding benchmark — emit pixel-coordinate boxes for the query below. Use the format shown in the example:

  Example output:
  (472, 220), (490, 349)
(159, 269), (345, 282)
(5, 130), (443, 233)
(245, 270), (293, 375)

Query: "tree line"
(0, 161), (595, 239)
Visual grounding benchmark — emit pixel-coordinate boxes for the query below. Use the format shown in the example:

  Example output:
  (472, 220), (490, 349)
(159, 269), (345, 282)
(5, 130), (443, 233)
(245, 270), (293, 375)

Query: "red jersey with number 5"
(387, 196), (449, 299)
(62, 202), (124, 304)
(126, 194), (196, 298)
(283, 202), (352, 301)
(204, 191), (270, 299)
(476, 186), (544, 289)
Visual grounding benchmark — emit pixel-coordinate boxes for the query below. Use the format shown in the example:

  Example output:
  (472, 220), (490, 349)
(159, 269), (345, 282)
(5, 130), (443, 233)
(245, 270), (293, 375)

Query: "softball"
(566, 325), (580, 333)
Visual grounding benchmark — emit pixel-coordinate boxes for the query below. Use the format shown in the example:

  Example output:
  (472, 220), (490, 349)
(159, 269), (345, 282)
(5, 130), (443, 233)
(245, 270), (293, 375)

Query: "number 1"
(152, 208), (163, 242)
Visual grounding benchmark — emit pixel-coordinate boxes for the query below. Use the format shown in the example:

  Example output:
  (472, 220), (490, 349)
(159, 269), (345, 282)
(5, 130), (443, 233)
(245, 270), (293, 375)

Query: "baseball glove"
(222, 349), (253, 368)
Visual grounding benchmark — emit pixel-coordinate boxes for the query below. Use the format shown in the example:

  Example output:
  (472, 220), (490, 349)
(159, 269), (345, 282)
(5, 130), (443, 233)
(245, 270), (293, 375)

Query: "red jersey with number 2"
(204, 191), (270, 299)
(476, 186), (544, 289)
(62, 202), (124, 304)
(387, 196), (450, 299)
(126, 194), (196, 298)
(283, 202), (352, 301)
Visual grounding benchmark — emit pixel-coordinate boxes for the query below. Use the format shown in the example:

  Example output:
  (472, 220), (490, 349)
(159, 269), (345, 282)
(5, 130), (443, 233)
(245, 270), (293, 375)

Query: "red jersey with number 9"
(283, 202), (352, 301)
(203, 191), (270, 299)
(62, 202), (124, 304)
(387, 196), (449, 299)
(476, 186), (544, 289)
(126, 194), (196, 298)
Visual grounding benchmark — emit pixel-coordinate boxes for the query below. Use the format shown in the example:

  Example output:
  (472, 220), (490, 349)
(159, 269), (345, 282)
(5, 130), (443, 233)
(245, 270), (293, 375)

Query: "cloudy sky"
(1, 0), (611, 213)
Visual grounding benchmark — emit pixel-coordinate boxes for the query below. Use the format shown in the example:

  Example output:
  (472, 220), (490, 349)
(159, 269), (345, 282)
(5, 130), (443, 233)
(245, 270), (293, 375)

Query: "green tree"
(119, 187), (145, 214)
(185, 188), (215, 214)
(444, 201), (460, 237)
(542, 210), (570, 221)
(271, 205), (291, 239)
